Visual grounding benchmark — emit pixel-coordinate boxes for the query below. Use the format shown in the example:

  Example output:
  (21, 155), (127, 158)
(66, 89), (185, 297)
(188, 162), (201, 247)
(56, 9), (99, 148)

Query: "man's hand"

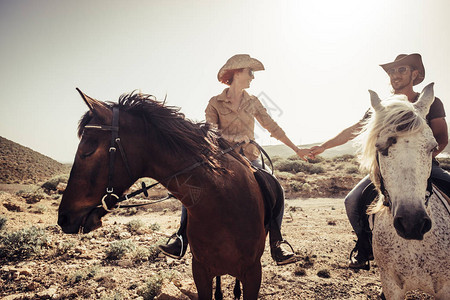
(308, 145), (325, 159)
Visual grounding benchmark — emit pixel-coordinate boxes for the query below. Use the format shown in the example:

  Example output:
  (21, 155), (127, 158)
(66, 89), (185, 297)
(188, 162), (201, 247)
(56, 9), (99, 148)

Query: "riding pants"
(345, 160), (450, 237)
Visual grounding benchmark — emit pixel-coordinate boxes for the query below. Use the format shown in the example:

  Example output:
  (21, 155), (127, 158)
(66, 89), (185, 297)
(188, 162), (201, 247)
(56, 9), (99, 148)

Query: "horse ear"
(414, 83), (435, 118)
(76, 88), (110, 120)
(369, 90), (383, 112)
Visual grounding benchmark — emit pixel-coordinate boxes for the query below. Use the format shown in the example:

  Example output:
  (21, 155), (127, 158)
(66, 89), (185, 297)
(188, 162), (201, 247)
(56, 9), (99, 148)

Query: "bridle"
(84, 106), (246, 212)
(84, 107), (142, 212)
(375, 151), (433, 209)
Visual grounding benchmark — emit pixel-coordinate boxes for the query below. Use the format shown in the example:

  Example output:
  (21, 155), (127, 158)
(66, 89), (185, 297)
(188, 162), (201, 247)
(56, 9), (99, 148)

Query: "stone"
(155, 281), (189, 300)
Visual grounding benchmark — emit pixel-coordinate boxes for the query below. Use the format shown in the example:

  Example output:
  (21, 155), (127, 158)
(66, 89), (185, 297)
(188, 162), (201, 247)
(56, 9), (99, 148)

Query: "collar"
(216, 88), (252, 103)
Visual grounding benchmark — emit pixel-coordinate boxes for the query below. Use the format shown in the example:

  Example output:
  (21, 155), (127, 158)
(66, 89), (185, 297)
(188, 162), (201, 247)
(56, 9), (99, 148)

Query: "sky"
(1, 0), (449, 163)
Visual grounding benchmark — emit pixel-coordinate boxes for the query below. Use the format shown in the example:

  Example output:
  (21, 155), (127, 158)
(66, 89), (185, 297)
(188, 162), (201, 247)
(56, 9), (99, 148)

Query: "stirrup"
(274, 239), (295, 253)
(168, 233), (185, 256)
(349, 240), (370, 270)
(349, 241), (358, 261)
(160, 233), (185, 258)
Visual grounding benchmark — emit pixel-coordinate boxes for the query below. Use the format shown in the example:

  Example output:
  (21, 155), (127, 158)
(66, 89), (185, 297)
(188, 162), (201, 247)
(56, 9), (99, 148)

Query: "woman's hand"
(295, 148), (310, 161)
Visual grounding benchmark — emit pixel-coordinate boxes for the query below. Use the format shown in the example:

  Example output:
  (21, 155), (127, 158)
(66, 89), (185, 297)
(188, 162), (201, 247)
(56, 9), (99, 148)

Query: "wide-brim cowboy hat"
(380, 53), (425, 85)
(217, 54), (265, 83)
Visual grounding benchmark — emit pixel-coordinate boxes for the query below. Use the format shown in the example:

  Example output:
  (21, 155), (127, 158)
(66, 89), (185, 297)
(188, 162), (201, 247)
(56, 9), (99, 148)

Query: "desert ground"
(0, 182), (435, 300)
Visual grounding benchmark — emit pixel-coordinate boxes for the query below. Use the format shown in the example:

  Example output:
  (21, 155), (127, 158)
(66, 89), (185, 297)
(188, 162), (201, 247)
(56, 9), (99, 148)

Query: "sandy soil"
(0, 188), (434, 299)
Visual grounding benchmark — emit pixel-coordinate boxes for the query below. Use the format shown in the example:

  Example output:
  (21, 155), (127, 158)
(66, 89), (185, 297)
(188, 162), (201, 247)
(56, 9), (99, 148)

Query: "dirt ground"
(0, 188), (436, 300)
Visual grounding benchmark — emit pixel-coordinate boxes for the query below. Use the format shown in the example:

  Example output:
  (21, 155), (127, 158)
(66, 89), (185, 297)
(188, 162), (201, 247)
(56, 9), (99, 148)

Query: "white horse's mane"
(355, 95), (428, 213)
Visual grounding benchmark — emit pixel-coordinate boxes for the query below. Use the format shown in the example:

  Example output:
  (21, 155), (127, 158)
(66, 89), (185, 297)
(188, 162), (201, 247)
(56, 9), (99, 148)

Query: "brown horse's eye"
(80, 150), (95, 159)
(79, 138), (98, 159)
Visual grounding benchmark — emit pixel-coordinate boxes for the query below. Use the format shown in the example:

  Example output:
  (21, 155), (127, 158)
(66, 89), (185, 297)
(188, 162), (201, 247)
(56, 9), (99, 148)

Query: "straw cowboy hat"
(217, 54), (265, 83)
(380, 53), (425, 85)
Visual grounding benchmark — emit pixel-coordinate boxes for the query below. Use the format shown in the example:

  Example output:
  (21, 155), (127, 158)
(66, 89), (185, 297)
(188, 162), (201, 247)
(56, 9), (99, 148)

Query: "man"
(309, 53), (449, 269)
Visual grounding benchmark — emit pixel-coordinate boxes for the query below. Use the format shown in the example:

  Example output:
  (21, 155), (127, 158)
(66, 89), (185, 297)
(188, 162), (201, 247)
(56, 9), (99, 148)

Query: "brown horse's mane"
(78, 92), (250, 173)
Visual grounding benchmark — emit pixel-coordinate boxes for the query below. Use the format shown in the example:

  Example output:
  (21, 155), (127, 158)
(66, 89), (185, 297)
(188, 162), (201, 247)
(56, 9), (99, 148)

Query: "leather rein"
(84, 107), (246, 212)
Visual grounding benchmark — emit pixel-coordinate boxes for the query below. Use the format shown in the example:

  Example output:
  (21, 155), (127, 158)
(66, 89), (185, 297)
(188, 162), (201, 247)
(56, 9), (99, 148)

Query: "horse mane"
(78, 92), (251, 173)
(355, 95), (428, 213)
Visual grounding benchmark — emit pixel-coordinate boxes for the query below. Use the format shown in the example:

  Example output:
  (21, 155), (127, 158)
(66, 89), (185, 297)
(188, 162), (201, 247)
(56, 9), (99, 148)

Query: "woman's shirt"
(205, 88), (287, 161)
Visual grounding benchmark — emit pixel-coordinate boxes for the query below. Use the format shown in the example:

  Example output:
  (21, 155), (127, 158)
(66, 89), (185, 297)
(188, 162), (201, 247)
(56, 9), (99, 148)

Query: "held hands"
(295, 148), (310, 161)
(307, 145), (325, 159)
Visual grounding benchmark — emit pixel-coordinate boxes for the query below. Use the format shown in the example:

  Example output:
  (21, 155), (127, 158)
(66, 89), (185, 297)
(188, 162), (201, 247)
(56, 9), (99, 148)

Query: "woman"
(159, 54), (309, 265)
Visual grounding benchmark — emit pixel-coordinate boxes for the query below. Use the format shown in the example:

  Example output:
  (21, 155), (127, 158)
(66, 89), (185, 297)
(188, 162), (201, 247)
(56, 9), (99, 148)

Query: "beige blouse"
(205, 88), (287, 161)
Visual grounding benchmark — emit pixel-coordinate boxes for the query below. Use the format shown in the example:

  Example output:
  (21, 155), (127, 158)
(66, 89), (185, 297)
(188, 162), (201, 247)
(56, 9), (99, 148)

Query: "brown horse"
(58, 89), (268, 299)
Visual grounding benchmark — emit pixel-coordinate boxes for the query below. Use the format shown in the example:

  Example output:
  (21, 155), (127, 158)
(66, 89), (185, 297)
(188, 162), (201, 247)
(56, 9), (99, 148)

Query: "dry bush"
(0, 226), (49, 259)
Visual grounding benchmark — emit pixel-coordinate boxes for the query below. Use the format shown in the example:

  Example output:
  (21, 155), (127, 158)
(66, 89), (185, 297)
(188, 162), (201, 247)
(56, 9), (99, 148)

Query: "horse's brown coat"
(58, 90), (270, 299)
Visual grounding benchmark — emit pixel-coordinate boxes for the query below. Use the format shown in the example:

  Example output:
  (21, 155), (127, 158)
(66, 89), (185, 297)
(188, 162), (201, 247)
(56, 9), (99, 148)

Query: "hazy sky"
(1, 0), (449, 163)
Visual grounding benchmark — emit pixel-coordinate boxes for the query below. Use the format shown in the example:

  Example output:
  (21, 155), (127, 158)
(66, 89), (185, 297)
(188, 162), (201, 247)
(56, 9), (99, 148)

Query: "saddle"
(253, 167), (284, 230)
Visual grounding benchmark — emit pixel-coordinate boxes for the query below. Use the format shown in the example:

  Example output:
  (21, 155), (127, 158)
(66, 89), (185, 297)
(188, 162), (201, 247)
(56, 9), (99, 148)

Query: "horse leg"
(233, 278), (241, 299)
(380, 277), (406, 300)
(240, 261), (262, 300)
(214, 276), (223, 300)
(192, 258), (213, 300)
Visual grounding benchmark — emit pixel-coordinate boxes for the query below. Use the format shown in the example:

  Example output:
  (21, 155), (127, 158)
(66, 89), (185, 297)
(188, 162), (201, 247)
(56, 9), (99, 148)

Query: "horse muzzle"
(58, 207), (107, 234)
(393, 208), (432, 240)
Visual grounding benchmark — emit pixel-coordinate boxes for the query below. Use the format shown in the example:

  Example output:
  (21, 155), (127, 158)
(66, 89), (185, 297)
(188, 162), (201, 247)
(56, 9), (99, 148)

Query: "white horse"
(357, 83), (450, 300)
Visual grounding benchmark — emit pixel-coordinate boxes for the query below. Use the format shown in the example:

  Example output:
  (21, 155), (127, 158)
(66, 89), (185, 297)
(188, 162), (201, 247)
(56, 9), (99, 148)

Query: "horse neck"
(137, 137), (214, 204)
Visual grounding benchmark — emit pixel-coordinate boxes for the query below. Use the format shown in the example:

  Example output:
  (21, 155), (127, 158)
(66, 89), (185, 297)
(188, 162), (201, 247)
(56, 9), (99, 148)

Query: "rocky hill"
(0, 136), (70, 184)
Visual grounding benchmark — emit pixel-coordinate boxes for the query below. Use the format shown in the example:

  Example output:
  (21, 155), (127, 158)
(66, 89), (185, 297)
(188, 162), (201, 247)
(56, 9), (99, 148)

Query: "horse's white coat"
(358, 83), (450, 299)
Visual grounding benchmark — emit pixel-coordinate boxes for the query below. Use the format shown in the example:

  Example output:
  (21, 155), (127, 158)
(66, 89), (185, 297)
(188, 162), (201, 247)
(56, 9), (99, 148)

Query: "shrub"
(301, 183), (312, 193)
(275, 160), (306, 173)
(16, 189), (45, 204)
(332, 154), (355, 162)
(100, 292), (125, 300)
(32, 204), (47, 214)
(67, 265), (100, 284)
(438, 157), (450, 171)
(55, 240), (75, 255)
(307, 156), (325, 164)
(275, 159), (325, 174)
(308, 164), (325, 174)
(105, 239), (136, 260)
(41, 175), (69, 192)
(0, 217), (6, 231)
(138, 274), (163, 300)
(294, 266), (307, 276)
(148, 242), (162, 262)
(0, 226), (49, 259)
(149, 223), (160, 232)
(126, 219), (144, 233)
(346, 166), (360, 174)
(289, 182), (302, 192)
(132, 246), (151, 263)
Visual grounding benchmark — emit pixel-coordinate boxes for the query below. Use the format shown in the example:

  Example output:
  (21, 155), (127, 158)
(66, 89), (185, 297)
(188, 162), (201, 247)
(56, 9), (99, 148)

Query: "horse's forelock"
(77, 111), (93, 138)
(357, 97), (428, 193)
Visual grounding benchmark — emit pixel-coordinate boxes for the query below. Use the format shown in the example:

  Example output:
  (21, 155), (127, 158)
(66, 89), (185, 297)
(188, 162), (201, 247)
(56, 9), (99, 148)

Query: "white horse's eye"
(428, 141), (438, 153)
